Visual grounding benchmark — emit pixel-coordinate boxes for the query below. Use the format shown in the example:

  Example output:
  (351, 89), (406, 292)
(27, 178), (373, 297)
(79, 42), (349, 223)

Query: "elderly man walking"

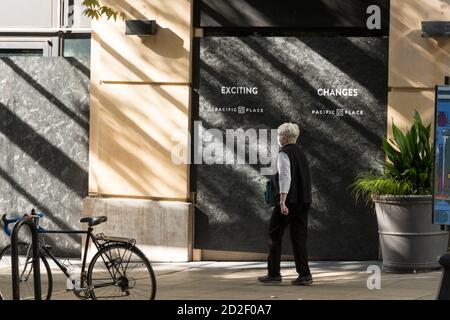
(258, 122), (313, 285)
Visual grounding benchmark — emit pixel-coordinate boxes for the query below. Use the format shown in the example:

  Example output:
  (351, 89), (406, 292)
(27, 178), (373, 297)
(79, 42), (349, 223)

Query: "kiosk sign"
(433, 85), (450, 224)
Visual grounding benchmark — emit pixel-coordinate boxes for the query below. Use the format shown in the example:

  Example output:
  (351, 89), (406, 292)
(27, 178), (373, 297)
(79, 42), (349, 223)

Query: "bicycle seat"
(80, 216), (107, 227)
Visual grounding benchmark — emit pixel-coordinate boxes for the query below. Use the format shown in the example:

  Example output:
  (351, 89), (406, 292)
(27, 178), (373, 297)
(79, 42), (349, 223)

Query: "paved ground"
(1, 260), (443, 300)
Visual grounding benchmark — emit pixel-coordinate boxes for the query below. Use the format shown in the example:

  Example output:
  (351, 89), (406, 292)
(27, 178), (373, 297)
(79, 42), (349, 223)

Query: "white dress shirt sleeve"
(277, 152), (291, 194)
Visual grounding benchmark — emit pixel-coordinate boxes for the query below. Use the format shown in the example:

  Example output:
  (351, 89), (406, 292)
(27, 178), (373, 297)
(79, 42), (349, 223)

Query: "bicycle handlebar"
(1, 210), (46, 237)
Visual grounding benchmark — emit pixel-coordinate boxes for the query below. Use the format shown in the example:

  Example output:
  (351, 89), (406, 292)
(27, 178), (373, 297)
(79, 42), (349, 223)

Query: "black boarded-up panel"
(196, 0), (389, 31)
(193, 37), (388, 259)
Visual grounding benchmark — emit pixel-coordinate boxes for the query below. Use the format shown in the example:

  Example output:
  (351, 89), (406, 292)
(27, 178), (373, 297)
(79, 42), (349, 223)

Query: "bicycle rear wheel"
(0, 243), (52, 300)
(87, 243), (156, 300)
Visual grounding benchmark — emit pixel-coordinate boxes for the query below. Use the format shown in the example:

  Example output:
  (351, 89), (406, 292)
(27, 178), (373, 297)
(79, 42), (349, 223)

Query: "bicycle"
(0, 209), (157, 300)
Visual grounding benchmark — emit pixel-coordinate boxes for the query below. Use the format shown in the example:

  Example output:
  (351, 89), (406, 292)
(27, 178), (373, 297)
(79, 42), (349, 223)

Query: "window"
(0, 48), (43, 56)
(63, 35), (91, 58)
(0, 39), (55, 56)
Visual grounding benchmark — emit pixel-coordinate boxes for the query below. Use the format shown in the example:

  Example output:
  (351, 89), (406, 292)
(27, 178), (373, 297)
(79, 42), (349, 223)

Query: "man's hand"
(280, 193), (289, 215)
(281, 202), (289, 215)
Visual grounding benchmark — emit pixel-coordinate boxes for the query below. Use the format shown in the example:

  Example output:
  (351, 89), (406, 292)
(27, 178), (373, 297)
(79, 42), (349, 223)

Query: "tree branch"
(82, 0), (124, 21)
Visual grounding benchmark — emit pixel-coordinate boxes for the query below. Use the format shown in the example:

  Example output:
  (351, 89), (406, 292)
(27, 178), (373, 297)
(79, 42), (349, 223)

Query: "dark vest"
(272, 144), (312, 206)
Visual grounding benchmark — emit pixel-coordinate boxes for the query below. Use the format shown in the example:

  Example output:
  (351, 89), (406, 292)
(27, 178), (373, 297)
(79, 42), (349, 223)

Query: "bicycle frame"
(39, 227), (136, 295)
(39, 228), (93, 284)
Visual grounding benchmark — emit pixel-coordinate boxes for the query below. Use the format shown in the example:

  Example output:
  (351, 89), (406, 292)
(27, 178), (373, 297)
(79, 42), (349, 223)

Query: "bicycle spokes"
(0, 242), (52, 300)
(88, 244), (156, 300)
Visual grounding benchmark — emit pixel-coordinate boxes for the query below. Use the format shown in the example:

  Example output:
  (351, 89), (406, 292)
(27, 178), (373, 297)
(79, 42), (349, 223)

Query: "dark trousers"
(267, 203), (311, 277)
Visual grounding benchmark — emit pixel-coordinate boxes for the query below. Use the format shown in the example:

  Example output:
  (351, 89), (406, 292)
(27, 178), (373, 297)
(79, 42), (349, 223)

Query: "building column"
(85, 0), (193, 262)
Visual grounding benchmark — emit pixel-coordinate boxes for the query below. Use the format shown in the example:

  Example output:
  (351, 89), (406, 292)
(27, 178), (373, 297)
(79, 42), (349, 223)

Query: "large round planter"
(373, 195), (449, 273)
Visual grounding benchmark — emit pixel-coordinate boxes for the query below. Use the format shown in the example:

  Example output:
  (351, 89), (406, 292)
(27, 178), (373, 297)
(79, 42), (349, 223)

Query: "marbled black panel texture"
(0, 57), (89, 257)
(197, 0), (389, 31)
(194, 37), (388, 259)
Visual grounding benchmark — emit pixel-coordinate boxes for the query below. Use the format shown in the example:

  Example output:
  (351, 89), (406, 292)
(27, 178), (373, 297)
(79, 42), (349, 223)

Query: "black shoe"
(291, 275), (313, 286)
(257, 275), (282, 284)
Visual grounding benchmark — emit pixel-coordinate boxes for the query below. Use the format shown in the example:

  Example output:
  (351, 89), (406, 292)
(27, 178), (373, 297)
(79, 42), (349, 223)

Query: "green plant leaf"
(350, 111), (433, 206)
(382, 139), (397, 162)
(392, 123), (407, 153)
(82, 0), (123, 21)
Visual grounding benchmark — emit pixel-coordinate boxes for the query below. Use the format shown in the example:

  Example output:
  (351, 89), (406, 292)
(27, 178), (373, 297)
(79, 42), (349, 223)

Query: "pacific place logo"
(203, 106), (264, 114)
(311, 109), (364, 117)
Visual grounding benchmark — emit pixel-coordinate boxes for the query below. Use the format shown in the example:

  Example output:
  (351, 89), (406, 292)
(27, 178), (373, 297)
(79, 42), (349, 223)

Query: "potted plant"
(350, 111), (448, 272)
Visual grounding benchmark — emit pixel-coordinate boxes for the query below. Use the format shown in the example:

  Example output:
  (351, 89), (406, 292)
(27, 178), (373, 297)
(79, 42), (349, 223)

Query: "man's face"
(277, 134), (286, 147)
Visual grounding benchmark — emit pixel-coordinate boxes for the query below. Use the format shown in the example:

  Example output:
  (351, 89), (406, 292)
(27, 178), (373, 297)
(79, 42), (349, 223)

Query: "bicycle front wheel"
(0, 243), (53, 300)
(87, 243), (156, 300)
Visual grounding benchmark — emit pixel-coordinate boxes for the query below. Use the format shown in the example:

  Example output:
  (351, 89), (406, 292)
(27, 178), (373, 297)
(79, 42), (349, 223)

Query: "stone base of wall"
(82, 197), (193, 262)
(196, 249), (294, 262)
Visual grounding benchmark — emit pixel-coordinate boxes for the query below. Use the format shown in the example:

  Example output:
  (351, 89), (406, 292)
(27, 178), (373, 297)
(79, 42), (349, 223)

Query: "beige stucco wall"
(89, 0), (192, 199)
(389, 0), (450, 135)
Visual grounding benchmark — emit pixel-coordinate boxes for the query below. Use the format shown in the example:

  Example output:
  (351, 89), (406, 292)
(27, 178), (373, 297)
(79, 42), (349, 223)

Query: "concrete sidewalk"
(38, 261), (442, 300)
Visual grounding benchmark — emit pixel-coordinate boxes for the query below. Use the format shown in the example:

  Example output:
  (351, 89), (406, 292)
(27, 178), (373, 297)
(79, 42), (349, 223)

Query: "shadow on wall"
(93, 91), (187, 196)
(2, 58), (88, 132)
(89, 0), (191, 196)
(107, 0), (188, 66)
(0, 57), (89, 257)
(99, 39), (187, 112)
(0, 166), (80, 247)
(0, 102), (87, 197)
(92, 19), (189, 197)
(141, 24), (185, 59)
(66, 57), (91, 79)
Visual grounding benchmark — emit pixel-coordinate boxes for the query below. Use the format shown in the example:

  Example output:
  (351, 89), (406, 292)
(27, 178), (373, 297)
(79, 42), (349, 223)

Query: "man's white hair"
(278, 122), (300, 144)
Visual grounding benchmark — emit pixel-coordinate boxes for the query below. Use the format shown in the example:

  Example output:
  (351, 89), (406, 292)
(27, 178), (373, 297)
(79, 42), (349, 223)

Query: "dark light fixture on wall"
(125, 20), (157, 36)
(421, 21), (450, 38)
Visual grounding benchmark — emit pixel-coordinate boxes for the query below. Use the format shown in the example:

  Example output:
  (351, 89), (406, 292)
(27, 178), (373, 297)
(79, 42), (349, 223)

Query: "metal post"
(437, 253), (450, 299)
(11, 219), (41, 300)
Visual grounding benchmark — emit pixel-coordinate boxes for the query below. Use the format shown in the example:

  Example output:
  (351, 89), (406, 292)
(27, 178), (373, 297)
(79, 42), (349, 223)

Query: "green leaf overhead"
(82, 0), (124, 21)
